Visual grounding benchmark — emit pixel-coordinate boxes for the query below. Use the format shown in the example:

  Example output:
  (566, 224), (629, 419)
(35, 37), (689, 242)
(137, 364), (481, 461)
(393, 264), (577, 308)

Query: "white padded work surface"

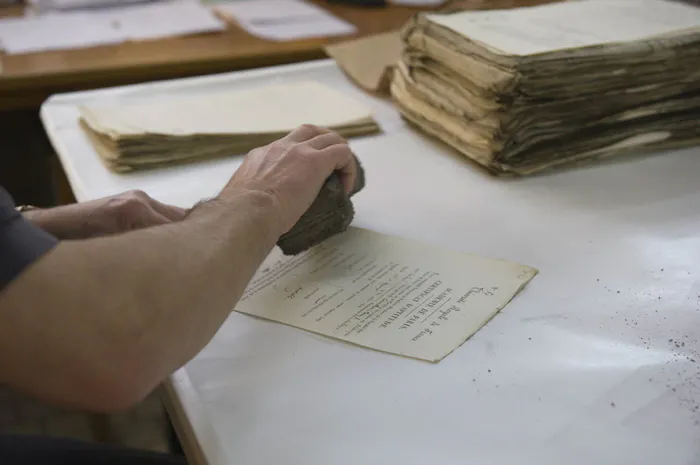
(42, 59), (700, 465)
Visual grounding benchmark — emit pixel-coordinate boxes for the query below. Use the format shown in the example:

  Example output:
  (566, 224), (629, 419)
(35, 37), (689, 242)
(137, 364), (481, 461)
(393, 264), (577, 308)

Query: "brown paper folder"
(325, 31), (403, 95)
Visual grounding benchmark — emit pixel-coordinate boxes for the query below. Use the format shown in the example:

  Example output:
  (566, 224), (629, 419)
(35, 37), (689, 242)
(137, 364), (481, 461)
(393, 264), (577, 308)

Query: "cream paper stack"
(391, 0), (700, 176)
(79, 81), (381, 172)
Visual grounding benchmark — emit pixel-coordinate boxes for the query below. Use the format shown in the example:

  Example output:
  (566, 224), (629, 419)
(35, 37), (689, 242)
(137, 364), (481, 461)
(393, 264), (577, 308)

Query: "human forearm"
(0, 189), (280, 411)
(0, 124), (357, 412)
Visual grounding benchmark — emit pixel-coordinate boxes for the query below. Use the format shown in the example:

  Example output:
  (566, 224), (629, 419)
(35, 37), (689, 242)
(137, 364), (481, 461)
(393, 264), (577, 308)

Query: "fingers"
(306, 132), (347, 151)
(258, 124), (358, 193)
(147, 198), (188, 222)
(129, 206), (171, 230)
(280, 124), (331, 144)
(314, 144), (357, 194)
(124, 189), (186, 222)
(115, 190), (186, 232)
(295, 128), (356, 194)
(220, 124), (362, 236)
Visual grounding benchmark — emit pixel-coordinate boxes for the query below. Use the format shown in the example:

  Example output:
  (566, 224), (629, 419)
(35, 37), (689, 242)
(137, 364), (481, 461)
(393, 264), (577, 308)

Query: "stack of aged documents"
(391, 0), (700, 175)
(79, 81), (380, 172)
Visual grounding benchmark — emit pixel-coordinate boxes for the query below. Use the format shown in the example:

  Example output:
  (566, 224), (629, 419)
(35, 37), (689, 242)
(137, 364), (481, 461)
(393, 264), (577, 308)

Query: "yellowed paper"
(79, 81), (376, 137)
(78, 80), (380, 172)
(236, 227), (537, 362)
(427, 0), (700, 56)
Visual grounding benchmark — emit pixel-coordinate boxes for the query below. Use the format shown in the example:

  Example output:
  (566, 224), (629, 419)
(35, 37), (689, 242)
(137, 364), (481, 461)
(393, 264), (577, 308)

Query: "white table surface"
(41, 59), (700, 465)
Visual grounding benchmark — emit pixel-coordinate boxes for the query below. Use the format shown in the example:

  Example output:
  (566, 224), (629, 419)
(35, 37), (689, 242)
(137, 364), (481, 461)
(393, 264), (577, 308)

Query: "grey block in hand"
(351, 155), (365, 196)
(277, 155), (365, 255)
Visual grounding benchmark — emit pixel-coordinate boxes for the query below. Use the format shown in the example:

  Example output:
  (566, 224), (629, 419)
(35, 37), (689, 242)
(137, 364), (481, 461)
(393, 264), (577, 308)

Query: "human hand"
(223, 124), (358, 235)
(25, 190), (187, 240)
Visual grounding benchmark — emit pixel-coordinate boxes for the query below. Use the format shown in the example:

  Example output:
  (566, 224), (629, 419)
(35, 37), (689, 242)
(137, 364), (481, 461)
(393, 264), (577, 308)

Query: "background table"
(0, 1), (421, 111)
(41, 59), (700, 465)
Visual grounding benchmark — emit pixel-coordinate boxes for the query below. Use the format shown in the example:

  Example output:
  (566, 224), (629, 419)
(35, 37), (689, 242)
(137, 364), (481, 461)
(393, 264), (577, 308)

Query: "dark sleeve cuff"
(0, 213), (58, 291)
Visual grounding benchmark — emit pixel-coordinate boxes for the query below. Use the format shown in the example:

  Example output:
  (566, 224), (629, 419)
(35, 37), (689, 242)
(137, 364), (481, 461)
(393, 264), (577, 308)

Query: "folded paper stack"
(79, 81), (381, 172)
(391, 0), (700, 175)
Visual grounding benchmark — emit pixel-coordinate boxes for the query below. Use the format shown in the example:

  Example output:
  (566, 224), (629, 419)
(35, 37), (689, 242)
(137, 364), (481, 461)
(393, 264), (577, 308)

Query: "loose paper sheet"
(28, 0), (161, 12)
(215, 0), (356, 41)
(427, 0), (700, 56)
(236, 227), (537, 362)
(0, 13), (123, 54)
(103, 1), (225, 41)
(0, 1), (224, 55)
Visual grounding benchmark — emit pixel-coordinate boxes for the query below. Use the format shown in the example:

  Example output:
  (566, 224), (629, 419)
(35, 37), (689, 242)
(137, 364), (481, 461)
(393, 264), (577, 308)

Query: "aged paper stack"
(79, 81), (380, 172)
(391, 0), (700, 176)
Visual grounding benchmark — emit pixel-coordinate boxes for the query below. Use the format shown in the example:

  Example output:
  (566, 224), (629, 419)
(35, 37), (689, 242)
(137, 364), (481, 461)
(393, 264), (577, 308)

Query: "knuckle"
(299, 123), (319, 132)
(328, 130), (342, 140)
(115, 192), (149, 213)
(297, 124), (323, 138)
(126, 189), (145, 197)
(288, 144), (314, 160)
(268, 140), (286, 152)
(287, 142), (304, 154)
(124, 189), (148, 202)
(311, 132), (348, 151)
(327, 133), (347, 146)
(118, 200), (143, 217)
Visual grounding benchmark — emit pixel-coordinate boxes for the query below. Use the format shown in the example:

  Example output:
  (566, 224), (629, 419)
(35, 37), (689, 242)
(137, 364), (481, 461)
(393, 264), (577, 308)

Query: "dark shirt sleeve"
(0, 187), (58, 291)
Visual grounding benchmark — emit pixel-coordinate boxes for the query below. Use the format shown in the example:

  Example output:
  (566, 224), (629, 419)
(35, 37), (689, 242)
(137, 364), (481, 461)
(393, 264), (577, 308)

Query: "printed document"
(236, 228), (537, 362)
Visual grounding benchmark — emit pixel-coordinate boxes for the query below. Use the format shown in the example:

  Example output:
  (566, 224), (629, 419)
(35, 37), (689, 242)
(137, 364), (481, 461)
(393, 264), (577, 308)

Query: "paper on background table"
(427, 0), (700, 56)
(28, 0), (162, 12)
(0, 13), (124, 54)
(324, 31), (402, 94)
(0, 1), (224, 54)
(236, 227), (537, 362)
(103, 1), (225, 41)
(215, 0), (356, 41)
